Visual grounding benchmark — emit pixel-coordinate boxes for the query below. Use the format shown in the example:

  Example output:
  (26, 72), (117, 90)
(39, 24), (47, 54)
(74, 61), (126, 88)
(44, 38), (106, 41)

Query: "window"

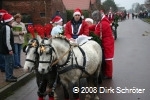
(40, 13), (45, 18)
(22, 13), (27, 15)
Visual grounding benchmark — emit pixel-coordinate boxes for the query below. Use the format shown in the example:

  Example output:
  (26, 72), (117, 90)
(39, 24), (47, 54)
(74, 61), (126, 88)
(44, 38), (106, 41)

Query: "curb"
(0, 72), (35, 100)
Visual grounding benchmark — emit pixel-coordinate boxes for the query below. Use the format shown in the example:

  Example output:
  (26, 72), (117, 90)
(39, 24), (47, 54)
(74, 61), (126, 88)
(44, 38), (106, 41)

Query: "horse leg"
(36, 71), (47, 100)
(93, 68), (100, 100)
(85, 78), (91, 100)
(73, 81), (80, 100)
(62, 83), (70, 100)
(37, 80), (47, 100)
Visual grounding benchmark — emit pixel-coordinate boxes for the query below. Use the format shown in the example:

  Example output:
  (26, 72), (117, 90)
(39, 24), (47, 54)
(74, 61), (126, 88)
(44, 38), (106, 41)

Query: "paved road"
(5, 18), (150, 100)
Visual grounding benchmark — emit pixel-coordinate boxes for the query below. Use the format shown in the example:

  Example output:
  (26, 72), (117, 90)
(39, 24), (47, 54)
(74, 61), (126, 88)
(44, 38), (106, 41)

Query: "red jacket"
(64, 20), (89, 39)
(89, 16), (114, 59)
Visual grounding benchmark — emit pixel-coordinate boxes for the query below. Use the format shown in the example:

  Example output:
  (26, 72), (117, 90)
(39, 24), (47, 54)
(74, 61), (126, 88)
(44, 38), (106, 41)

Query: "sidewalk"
(0, 51), (35, 100)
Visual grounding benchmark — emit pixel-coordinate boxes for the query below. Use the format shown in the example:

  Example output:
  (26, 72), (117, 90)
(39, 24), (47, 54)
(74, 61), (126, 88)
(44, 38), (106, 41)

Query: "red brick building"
(1, 0), (67, 25)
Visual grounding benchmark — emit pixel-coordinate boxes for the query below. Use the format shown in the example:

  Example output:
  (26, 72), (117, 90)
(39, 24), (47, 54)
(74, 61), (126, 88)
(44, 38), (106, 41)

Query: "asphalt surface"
(4, 18), (150, 100)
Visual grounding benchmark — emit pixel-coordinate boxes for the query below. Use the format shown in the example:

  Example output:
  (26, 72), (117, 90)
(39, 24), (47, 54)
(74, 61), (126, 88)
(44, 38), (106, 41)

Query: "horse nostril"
(42, 69), (45, 72)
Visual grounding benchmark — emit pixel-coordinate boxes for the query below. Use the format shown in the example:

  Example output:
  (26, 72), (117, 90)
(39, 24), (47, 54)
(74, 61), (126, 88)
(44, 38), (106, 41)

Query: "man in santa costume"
(89, 10), (114, 79)
(50, 16), (63, 36)
(108, 11), (114, 23)
(64, 8), (89, 40)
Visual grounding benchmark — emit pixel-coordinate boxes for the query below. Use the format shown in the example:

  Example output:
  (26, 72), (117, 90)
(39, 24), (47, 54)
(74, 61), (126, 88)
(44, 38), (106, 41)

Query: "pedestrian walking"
(132, 13), (134, 19)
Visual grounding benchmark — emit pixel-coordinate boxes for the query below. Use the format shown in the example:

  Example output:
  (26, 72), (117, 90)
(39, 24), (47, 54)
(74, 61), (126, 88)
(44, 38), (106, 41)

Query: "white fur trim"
(55, 19), (62, 23)
(73, 12), (81, 16)
(105, 58), (113, 60)
(0, 13), (5, 15)
(85, 18), (93, 24)
(4, 17), (14, 23)
(71, 24), (82, 35)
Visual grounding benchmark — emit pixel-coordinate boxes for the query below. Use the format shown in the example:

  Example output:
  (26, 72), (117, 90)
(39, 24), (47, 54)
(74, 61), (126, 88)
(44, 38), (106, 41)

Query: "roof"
(62, 0), (90, 10)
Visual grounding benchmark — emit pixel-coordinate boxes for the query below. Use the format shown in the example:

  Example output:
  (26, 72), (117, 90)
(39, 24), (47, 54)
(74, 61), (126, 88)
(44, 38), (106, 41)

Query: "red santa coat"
(64, 20), (89, 39)
(89, 16), (114, 59)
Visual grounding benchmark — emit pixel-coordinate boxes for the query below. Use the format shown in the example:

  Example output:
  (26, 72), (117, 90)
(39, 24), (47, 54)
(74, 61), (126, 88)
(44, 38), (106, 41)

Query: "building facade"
(2, 0), (66, 25)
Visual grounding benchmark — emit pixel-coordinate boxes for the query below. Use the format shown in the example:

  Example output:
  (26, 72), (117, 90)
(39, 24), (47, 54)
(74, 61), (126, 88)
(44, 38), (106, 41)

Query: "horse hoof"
(94, 96), (99, 100)
(85, 94), (91, 100)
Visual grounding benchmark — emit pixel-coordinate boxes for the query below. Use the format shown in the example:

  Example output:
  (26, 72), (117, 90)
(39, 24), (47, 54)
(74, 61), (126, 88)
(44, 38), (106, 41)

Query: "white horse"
(37, 35), (102, 100)
(24, 38), (39, 72)
(23, 38), (57, 100)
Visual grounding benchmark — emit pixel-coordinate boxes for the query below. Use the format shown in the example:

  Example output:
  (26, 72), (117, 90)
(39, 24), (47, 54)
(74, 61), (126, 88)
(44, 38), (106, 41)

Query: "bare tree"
(145, 0), (150, 11)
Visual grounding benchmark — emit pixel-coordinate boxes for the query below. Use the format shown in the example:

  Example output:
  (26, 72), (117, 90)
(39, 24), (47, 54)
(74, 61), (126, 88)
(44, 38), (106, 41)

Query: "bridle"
(25, 39), (39, 64)
(38, 38), (56, 71)
(38, 37), (74, 70)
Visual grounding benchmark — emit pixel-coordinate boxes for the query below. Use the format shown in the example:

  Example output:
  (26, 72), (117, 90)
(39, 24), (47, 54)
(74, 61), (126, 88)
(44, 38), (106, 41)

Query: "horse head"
(37, 35), (56, 74)
(24, 38), (39, 72)
(37, 35), (71, 74)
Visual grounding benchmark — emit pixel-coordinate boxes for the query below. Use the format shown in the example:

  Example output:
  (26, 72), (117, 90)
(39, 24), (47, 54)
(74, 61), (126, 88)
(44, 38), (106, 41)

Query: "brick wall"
(2, 0), (66, 25)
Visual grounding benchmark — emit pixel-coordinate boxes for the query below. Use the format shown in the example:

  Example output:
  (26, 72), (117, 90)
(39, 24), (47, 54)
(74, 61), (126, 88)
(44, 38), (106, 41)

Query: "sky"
(101, 0), (145, 10)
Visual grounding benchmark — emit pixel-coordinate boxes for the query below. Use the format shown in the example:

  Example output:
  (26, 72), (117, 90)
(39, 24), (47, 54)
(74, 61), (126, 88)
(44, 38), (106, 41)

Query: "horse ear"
(37, 35), (42, 43)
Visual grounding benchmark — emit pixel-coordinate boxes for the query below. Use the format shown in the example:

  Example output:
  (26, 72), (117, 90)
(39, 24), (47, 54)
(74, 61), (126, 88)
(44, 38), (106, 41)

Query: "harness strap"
(58, 64), (77, 74)
(25, 59), (35, 63)
(51, 45), (74, 67)
(78, 46), (86, 67)
(39, 61), (51, 63)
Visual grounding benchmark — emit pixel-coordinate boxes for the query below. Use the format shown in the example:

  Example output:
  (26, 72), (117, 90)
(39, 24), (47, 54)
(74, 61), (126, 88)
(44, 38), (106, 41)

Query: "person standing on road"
(0, 13), (17, 82)
(89, 10), (114, 79)
(127, 12), (130, 19)
(132, 13), (134, 19)
(12, 13), (27, 68)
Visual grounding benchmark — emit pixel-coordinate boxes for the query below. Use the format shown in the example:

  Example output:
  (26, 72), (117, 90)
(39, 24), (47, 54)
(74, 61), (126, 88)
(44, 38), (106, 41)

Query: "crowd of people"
(138, 11), (150, 18)
(0, 8), (115, 83)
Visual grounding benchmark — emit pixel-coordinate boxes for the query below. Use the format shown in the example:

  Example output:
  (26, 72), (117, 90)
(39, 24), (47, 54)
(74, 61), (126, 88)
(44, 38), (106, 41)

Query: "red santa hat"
(0, 9), (8, 15)
(85, 18), (93, 24)
(73, 8), (82, 16)
(51, 16), (62, 24)
(1, 13), (13, 23)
